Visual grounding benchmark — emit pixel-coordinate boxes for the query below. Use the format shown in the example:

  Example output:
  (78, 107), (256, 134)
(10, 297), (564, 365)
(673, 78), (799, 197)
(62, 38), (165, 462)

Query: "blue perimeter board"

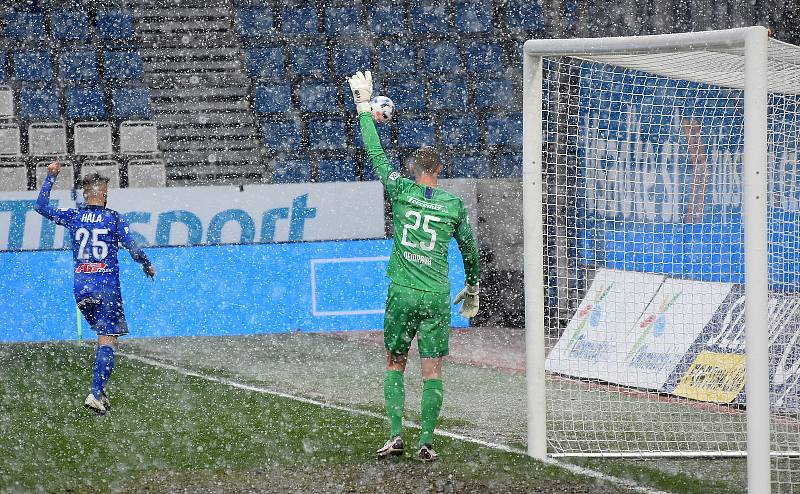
(0, 239), (469, 342)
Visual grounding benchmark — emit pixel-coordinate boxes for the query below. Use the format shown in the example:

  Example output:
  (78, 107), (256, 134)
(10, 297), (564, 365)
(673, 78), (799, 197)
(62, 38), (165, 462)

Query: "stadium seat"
(354, 119), (392, 148)
(420, 42), (461, 73)
(237, 7), (275, 38)
(0, 163), (27, 191)
(410, 4), (450, 33)
(318, 158), (357, 182)
(0, 53), (7, 83)
(307, 119), (347, 150)
(454, 1), (492, 32)
(450, 153), (491, 178)
(505, 1), (544, 32)
(378, 43), (416, 74)
(428, 79), (469, 110)
(485, 113), (522, 147)
(298, 82), (339, 113)
(386, 79), (425, 111)
(127, 158), (167, 188)
(495, 152), (522, 178)
(247, 47), (285, 78)
(66, 86), (106, 120)
(28, 122), (67, 157)
(0, 86), (14, 119)
(13, 51), (53, 82)
(440, 117), (480, 147)
(119, 120), (158, 155)
(290, 46), (328, 76)
(397, 118), (435, 148)
(325, 6), (363, 35)
(475, 78), (514, 109)
(333, 46), (372, 76)
(5, 11), (45, 40)
(0, 123), (21, 158)
(464, 41), (504, 73)
(73, 122), (113, 156)
(19, 86), (60, 120)
(254, 83), (292, 113)
(111, 86), (151, 119)
(103, 50), (143, 81)
(51, 10), (91, 42)
(369, 3), (406, 34)
(262, 120), (302, 151)
(81, 160), (120, 188)
(35, 162), (73, 190)
(96, 10), (135, 41)
(270, 159), (312, 183)
(59, 50), (98, 83)
(280, 6), (318, 34)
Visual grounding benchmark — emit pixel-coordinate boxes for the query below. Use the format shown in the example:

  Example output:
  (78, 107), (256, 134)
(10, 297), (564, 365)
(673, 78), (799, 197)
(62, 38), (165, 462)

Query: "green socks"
(418, 378), (444, 447)
(384, 370), (405, 438)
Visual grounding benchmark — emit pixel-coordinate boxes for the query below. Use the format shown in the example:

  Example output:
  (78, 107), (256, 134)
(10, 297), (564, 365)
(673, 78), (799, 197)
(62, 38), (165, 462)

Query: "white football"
(370, 96), (395, 123)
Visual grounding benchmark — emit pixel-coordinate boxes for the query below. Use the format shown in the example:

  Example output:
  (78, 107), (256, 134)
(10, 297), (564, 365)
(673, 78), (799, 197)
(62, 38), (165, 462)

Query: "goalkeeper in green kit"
(347, 71), (480, 461)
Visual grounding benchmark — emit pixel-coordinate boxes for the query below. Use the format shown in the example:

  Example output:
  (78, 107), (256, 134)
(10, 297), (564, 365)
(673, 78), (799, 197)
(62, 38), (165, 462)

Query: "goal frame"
(522, 27), (770, 493)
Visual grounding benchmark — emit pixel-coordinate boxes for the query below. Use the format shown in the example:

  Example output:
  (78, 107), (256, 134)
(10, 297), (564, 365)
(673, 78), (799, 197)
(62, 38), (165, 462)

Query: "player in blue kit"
(35, 161), (156, 414)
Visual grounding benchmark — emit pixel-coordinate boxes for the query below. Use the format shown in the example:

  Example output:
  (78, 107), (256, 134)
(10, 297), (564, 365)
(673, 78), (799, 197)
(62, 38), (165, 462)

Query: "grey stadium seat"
(81, 160), (120, 188)
(0, 164), (27, 191)
(119, 120), (158, 155)
(35, 162), (74, 190)
(28, 122), (67, 157)
(74, 122), (113, 156)
(127, 158), (166, 188)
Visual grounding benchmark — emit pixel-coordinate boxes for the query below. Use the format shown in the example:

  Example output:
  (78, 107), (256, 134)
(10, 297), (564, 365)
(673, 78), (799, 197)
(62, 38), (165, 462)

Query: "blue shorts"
(76, 291), (128, 336)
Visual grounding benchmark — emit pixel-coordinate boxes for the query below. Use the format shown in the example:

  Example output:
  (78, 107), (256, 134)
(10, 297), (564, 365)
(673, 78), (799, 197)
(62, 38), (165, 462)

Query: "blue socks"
(91, 345), (115, 400)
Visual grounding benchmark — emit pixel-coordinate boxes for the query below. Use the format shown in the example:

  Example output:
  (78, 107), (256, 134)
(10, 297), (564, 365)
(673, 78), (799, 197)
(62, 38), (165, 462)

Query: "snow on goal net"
(525, 29), (800, 490)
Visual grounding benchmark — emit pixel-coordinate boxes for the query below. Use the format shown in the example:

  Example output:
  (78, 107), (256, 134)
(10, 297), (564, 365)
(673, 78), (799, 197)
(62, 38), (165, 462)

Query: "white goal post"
(523, 27), (800, 493)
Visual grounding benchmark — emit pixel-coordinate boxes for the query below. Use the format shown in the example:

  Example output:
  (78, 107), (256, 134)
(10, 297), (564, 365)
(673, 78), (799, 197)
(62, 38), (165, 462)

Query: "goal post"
(522, 26), (800, 493)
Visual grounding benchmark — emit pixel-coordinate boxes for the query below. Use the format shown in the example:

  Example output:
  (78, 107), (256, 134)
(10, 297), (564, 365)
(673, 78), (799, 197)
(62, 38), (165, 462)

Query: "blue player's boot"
(376, 436), (404, 458)
(84, 393), (107, 415)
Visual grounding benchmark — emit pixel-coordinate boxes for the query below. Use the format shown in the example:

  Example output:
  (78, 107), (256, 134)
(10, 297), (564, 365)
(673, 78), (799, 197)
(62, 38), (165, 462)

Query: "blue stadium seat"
(454, 1), (492, 32)
(247, 47), (285, 78)
(354, 119), (392, 148)
(505, 1), (544, 32)
(333, 46), (372, 76)
(281, 6), (318, 34)
(19, 86), (60, 120)
(262, 121), (302, 151)
(13, 51), (53, 82)
(254, 83), (292, 113)
(428, 79), (468, 110)
(96, 10), (135, 41)
(410, 4), (450, 33)
(111, 86), (151, 119)
(465, 41), (503, 73)
(307, 119), (347, 150)
(420, 42), (460, 73)
(397, 118), (435, 148)
(318, 158), (357, 182)
(475, 78), (514, 109)
(103, 50), (143, 81)
(237, 8), (275, 37)
(290, 46), (328, 76)
(271, 159), (312, 183)
(298, 82), (339, 113)
(5, 11), (45, 40)
(450, 153), (491, 178)
(378, 43), (416, 74)
(485, 113), (522, 147)
(386, 79), (425, 111)
(440, 117), (479, 147)
(66, 86), (106, 120)
(325, 7), (362, 35)
(495, 152), (522, 178)
(51, 10), (90, 42)
(369, 4), (406, 34)
(59, 50), (98, 83)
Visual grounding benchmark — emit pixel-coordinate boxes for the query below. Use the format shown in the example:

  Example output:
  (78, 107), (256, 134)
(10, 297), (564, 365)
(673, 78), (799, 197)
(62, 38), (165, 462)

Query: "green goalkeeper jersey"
(359, 112), (480, 293)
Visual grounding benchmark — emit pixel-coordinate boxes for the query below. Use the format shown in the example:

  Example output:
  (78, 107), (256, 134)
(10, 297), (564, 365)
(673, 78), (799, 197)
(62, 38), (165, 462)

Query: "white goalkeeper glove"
(347, 70), (373, 115)
(454, 284), (479, 318)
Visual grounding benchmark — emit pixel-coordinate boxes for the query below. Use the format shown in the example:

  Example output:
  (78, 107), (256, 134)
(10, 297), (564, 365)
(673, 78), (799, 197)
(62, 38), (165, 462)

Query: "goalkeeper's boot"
(84, 393), (107, 415)
(100, 390), (111, 411)
(415, 444), (438, 462)
(376, 436), (404, 458)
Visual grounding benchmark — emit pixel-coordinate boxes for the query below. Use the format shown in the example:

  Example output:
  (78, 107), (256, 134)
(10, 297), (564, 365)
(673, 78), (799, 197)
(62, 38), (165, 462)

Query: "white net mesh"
(534, 36), (800, 491)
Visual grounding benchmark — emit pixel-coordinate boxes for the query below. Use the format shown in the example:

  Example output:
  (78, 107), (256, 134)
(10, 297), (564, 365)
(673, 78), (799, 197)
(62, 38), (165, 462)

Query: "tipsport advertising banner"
(0, 181), (386, 251)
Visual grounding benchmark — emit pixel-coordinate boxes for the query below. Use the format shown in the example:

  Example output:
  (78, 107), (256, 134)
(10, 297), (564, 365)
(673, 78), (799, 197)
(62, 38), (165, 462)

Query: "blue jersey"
(35, 174), (151, 300)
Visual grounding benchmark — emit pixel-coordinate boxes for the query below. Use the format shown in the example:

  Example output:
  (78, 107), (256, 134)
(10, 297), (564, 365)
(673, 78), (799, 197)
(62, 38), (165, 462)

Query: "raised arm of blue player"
(118, 215), (155, 277)
(35, 172), (74, 227)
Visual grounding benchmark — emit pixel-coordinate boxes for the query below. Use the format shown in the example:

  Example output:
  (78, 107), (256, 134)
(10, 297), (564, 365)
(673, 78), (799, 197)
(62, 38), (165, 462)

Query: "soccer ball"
(370, 96), (395, 123)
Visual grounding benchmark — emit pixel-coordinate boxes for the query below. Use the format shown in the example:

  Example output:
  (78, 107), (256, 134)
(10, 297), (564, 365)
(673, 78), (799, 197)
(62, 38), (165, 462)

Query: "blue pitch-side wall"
(0, 239), (468, 343)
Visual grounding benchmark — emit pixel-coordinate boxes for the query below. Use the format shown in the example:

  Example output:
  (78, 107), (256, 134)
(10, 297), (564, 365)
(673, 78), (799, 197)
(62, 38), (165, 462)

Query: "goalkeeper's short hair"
(411, 147), (442, 175)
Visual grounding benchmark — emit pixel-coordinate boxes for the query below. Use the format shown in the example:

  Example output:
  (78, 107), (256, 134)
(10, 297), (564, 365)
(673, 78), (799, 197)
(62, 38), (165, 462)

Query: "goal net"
(523, 28), (800, 492)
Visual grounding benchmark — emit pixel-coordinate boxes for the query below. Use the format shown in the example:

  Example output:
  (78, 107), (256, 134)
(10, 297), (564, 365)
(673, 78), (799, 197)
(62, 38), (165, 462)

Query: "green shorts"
(384, 282), (451, 359)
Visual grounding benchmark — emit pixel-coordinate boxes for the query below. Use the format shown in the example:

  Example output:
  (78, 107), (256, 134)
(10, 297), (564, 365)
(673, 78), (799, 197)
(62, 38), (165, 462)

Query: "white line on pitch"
(118, 349), (670, 494)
